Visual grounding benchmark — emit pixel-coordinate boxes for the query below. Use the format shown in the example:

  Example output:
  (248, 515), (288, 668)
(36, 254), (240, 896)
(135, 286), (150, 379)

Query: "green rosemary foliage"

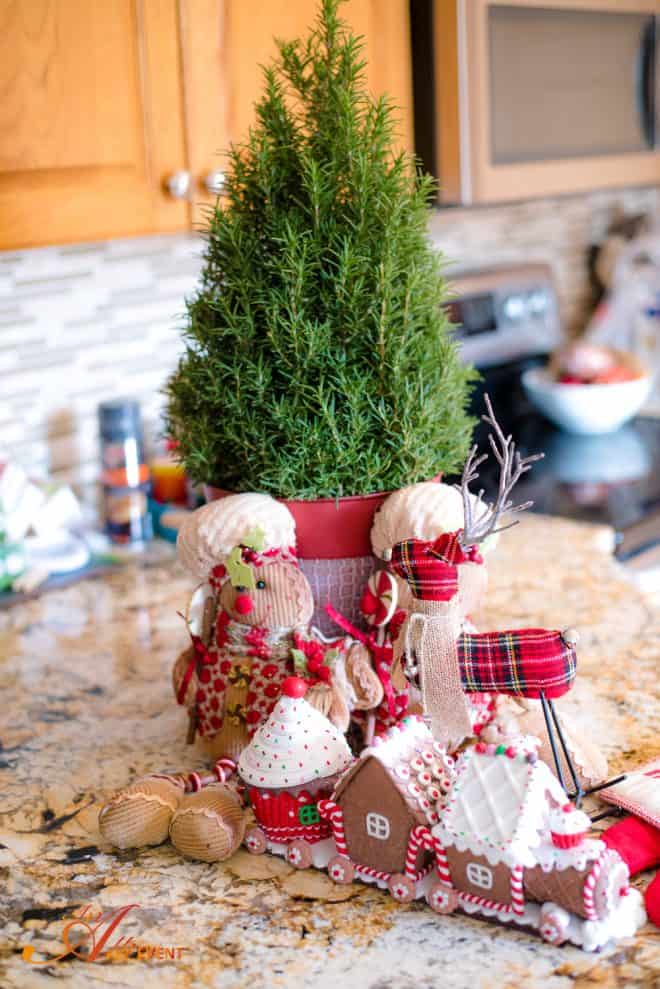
(166, 0), (476, 498)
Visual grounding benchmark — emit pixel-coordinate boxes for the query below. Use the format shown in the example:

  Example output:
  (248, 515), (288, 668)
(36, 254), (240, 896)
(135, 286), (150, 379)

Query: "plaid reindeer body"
(457, 627), (577, 699)
(389, 396), (577, 713)
(390, 535), (577, 702)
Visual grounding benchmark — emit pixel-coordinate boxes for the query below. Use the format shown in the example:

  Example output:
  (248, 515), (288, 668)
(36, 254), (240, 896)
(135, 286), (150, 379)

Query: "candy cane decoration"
(459, 890), (512, 914)
(404, 825), (433, 878)
(361, 571), (398, 746)
(149, 758), (236, 795)
(355, 861), (432, 883)
(431, 836), (453, 887)
(583, 853), (605, 921)
(213, 758), (237, 784)
(318, 800), (349, 857)
(354, 863), (392, 882)
(510, 863), (525, 917)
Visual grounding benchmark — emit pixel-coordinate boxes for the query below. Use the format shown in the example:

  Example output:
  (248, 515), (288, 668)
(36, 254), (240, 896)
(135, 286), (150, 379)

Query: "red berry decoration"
(281, 676), (308, 698)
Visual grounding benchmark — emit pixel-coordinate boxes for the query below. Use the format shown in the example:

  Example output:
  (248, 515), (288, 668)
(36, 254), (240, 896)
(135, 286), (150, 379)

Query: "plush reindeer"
(387, 397), (588, 800)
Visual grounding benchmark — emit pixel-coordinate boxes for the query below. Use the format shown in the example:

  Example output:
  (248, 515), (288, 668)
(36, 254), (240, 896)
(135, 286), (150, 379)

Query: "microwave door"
(488, 6), (655, 166)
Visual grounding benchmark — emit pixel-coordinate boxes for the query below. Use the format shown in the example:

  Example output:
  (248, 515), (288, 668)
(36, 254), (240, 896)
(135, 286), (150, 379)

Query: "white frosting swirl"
(238, 693), (352, 789)
(549, 804), (591, 835)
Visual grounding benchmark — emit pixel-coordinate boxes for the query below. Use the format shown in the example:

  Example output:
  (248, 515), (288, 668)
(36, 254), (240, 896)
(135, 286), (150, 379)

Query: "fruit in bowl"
(551, 343), (641, 386)
(522, 345), (651, 435)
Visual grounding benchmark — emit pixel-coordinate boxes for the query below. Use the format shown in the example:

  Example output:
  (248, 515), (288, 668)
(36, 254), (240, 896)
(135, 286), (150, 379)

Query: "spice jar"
(98, 400), (152, 545)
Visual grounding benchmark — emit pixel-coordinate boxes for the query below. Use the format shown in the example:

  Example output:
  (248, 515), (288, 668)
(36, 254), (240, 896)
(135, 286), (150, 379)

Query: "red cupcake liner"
(551, 831), (586, 849)
(249, 786), (333, 842)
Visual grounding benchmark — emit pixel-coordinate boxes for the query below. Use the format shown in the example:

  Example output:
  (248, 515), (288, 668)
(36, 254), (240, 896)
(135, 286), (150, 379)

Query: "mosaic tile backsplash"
(2, 184), (658, 487)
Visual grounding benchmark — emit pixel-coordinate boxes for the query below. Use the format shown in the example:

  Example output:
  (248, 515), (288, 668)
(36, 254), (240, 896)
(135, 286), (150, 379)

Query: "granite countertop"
(0, 515), (658, 988)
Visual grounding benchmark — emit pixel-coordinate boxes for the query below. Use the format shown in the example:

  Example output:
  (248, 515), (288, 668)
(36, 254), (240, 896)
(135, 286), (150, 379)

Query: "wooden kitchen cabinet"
(0, 0), (189, 248)
(0, 1), (413, 249)
(181, 0), (414, 226)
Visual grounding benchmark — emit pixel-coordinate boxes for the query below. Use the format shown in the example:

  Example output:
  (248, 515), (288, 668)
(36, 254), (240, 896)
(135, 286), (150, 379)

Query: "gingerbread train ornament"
(236, 699), (645, 950)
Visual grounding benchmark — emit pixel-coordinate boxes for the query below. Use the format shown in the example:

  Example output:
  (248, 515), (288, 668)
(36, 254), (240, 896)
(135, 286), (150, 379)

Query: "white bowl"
(521, 366), (652, 435)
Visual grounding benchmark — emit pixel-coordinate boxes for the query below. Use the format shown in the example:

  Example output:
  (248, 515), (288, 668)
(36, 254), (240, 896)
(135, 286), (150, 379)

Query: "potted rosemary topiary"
(166, 0), (475, 629)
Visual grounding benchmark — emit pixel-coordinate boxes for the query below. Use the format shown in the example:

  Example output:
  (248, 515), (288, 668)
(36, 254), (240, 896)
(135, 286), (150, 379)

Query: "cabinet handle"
(203, 170), (225, 195)
(164, 171), (192, 200)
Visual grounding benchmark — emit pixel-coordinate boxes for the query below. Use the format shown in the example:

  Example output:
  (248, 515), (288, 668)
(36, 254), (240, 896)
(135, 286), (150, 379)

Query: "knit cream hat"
(371, 481), (498, 560)
(177, 493), (296, 578)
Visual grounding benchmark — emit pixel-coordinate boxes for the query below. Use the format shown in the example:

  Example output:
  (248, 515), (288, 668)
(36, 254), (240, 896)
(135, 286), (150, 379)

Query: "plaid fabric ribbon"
(430, 531), (484, 567)
(389, 538), (459, 601)
(458, 628), (577, 699)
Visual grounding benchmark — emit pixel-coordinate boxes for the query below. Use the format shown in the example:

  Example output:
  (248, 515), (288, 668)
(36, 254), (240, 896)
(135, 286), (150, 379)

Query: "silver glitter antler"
(457, 394), (544, 549)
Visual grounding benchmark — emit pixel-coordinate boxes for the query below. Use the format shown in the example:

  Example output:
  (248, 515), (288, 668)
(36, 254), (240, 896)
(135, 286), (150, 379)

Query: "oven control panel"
(444, 264), (562, 368)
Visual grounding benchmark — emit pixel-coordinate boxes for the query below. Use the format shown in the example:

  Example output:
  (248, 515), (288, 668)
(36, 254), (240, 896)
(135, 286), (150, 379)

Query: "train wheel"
(388, 873), (416, 903)
(539, 904), (569, 945)
(286, 839), (313, 869)
(327, 855), (355, 885)
(427, 882), (458, 914)
(244, 826), (267, 855)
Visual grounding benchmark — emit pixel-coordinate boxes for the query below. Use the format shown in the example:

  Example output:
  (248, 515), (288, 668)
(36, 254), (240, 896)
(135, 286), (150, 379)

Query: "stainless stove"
(447, 264), (660, 594)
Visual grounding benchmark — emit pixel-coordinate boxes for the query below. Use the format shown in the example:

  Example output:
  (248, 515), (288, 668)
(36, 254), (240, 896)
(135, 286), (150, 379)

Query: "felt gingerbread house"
(320, 717), (455, 893)
(431, 745), (630, 927)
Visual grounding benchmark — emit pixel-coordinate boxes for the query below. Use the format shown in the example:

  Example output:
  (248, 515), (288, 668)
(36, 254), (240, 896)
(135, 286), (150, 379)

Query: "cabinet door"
(180, 1), (414, 227)
(0, 0), (189, 248)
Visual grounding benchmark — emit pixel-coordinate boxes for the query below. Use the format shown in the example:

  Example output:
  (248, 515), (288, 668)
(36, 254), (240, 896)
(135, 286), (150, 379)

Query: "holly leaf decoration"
(291, 648), (308, 673)
(324, 648), (339, 667)
(227, 545), (255, 590)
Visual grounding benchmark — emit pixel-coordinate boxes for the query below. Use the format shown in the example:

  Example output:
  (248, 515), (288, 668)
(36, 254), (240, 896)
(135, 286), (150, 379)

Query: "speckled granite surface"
(0, 515), (658, 988)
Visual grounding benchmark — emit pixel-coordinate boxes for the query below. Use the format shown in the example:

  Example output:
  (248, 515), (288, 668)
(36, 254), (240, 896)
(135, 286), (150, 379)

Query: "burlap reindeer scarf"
(403, 596), (471, 747)
(390, 535), (476, 748)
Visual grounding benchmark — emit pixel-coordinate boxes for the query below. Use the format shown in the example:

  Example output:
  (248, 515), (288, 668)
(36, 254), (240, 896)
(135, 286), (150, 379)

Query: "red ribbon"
(176, 633), (209, 706)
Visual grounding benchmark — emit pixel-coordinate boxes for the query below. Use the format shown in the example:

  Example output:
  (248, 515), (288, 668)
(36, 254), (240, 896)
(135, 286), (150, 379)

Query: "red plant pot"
(204, 485), (390, 633)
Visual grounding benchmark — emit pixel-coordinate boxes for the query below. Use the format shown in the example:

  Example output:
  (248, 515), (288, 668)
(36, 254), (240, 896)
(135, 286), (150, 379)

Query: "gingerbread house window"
(365, 812), (390, 840)
(466, 862), (493, 890)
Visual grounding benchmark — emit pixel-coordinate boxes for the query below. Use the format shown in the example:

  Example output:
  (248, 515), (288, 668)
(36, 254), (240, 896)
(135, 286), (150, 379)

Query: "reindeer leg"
(546, 699), (586, 806)
(583, 774), (626, 798)
(539, 692), (569, 794)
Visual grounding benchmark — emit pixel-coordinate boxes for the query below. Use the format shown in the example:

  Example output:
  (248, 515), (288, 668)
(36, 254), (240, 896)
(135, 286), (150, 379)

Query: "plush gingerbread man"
(173, 494), (382, 761)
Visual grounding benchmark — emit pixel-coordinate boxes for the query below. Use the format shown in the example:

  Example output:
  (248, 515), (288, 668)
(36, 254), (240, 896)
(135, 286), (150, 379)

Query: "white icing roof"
(238, 693), (352, 789)
(433, 749), (569, 869)
(359, 716), (456, 826)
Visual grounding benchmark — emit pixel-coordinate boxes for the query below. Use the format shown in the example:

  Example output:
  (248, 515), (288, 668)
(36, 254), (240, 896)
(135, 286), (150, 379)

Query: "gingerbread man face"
(219, 561), (314, 628)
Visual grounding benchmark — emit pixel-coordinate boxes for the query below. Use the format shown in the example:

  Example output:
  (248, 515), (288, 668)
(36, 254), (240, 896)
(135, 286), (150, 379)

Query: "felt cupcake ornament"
(239, 677), (353, 867)
(549, 802), (592, 849)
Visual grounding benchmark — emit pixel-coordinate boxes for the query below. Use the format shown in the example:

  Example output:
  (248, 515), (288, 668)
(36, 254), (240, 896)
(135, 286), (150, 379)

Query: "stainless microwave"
(411, 0), (660, 204)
